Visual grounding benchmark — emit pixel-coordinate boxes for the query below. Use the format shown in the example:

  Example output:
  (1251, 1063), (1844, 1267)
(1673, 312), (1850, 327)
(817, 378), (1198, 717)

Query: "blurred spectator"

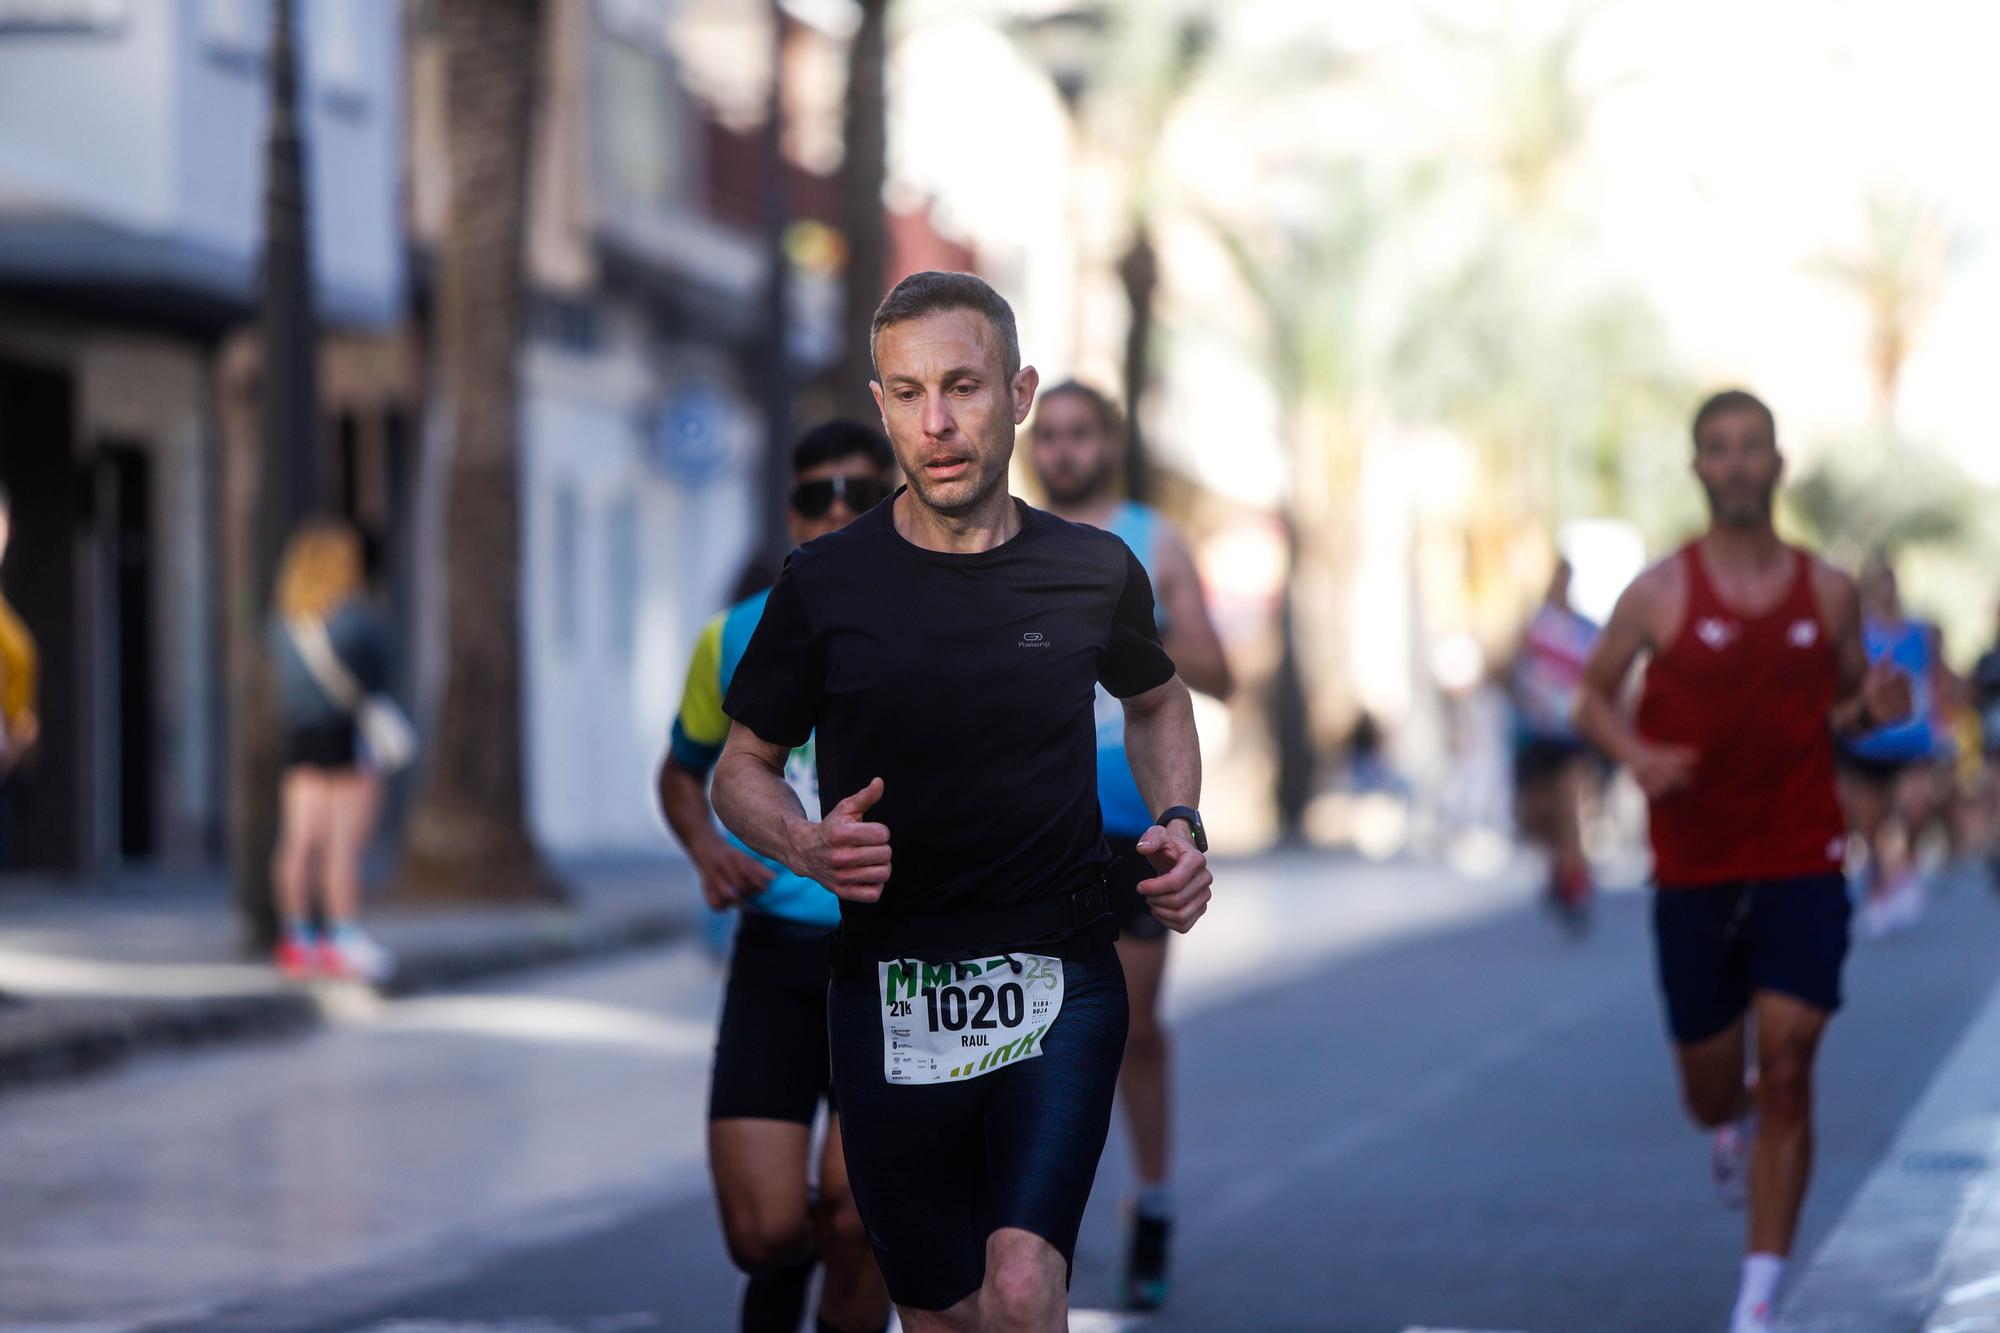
(1839, 553), (1958, 936)
(1972, 601), (2000, 888)
(0, 482), (40, 867)
(1342, 709), (1409, 799)
(268, 518), (404, 982)
(1506, 558), (1601, 929)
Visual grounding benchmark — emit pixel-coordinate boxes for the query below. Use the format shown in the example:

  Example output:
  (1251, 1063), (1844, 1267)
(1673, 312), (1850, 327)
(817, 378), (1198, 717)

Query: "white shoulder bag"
(286, 617), (418, 775)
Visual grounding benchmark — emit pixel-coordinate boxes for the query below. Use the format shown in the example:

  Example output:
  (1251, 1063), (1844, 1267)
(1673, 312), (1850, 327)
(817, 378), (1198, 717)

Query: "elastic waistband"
(835, 883), (1113, 969)
(736, 910), (837, 946)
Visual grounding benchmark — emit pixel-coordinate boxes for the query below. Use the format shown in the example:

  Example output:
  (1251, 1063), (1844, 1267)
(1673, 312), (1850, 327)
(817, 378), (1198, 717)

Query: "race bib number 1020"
(879, 954), (1064, 1085)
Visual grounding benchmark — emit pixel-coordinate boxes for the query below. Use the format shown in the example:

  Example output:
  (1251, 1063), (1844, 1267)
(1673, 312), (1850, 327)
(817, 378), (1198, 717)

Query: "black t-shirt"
(723, 493), (1175, 923)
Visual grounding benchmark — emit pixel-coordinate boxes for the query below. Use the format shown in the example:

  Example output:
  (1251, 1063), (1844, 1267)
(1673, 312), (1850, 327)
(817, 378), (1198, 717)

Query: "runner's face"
(788, 455), (891, 546)
(871, 309), (1036, 519)
(1693, 408), (1781, 529)
(1029, 392), (1118, 507)
(1859, 560), (1899, 618)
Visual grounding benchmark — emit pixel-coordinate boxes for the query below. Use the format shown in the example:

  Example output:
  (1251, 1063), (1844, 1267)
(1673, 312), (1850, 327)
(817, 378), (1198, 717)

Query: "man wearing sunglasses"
(659, 419), (896, 1333)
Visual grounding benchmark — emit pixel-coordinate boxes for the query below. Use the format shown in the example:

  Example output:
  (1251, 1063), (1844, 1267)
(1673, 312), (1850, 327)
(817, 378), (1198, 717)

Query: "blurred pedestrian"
(1837, 553), (1958, 935)
(1972, 601), (2000, 887)
(1576, 390), (1910, 1333)
(268, 517), (405, 982)
(0, 482), (40, 867)
(657, 420), (895, 1333)
(1507, 557), (1601, 932)
(1028, 379), (1234, 1312)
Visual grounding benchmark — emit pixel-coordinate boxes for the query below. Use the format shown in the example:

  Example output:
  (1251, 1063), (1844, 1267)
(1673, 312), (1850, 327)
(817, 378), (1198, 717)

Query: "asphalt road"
(6, 854), (1995, 1333)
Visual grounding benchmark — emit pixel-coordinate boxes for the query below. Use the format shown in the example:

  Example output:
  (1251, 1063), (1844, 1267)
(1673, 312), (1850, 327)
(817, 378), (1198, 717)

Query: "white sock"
(1731, 1253), (1785, 1328)
(1134, 1182), (1173, 1219)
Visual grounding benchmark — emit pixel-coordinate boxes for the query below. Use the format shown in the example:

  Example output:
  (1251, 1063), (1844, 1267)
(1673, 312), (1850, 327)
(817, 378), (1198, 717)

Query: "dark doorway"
(99, 442), (155, 860)
(0, 361), (82, 874)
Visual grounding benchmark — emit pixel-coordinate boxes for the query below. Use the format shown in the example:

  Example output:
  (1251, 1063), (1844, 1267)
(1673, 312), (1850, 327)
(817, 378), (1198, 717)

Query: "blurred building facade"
(0, 0), (973, 880)
(0, 0), (404, 876)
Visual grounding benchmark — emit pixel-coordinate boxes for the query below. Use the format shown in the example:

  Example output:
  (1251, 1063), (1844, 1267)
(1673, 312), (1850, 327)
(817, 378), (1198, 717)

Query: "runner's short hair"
(1692, 389), (1775, 446)
(1036, 380), (1124, 439)
(870, 271), (1020, 383)
(792, 419), (893, 476)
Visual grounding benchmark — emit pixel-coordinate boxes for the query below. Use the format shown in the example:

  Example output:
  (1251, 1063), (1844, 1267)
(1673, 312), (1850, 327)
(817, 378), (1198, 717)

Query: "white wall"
(521, 332), (758, 856)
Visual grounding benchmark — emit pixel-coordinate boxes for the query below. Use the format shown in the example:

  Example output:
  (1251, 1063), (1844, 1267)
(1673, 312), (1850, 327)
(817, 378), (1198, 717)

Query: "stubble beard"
(907, 457), (1009, 520)
(1042, 460), (1116, 509)
(1704, 480), (1777, 531)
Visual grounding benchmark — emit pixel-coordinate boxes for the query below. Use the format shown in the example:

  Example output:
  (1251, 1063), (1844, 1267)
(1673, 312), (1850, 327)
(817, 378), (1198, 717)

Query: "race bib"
(879, 954), (1065, 1085)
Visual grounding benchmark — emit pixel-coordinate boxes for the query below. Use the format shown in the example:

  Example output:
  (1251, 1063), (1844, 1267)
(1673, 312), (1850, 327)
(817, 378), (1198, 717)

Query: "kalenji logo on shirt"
(1695, 617), (1739, 651)
(1018, 631), (1049, 649)
(1788, 618), (1819, 648)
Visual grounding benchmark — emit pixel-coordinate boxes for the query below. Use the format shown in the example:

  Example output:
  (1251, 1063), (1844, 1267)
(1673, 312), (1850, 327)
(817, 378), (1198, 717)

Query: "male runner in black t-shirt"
(714, 270), (1211, 1332)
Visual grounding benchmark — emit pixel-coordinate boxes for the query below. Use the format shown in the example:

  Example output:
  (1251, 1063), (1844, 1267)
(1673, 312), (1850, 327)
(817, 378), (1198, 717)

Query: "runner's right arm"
(1575, 569), (1696, 798)
(658, 615), (776, 910)
(713, 728), (891, 902)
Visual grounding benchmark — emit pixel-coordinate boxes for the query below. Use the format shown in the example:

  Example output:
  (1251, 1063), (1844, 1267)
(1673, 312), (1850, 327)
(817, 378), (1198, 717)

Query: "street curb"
(0, 903), (695, 1095)
(1777, 969), (2000, 1330)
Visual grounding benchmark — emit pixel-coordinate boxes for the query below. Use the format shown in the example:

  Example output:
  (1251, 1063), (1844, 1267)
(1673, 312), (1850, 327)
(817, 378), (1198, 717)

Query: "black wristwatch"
(1155, 806), (1208, 853)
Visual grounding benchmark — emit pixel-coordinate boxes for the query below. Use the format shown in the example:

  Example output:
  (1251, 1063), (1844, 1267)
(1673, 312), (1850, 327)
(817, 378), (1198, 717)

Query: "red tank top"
(1634, 543), (1846, 887)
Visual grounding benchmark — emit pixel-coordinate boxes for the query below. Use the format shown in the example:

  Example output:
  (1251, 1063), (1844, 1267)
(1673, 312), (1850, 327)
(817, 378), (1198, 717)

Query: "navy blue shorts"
(827, 940), (1127, 1312)
(1652, 872), (1851, 1045)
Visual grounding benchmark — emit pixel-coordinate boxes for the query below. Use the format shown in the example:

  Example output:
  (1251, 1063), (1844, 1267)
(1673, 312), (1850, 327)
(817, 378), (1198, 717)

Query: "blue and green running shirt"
(669, 588), (840, 927)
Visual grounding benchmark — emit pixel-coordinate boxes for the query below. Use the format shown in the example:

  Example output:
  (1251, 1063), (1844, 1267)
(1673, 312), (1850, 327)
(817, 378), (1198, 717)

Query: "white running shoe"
(1729, 1298), (1772, 1333)
(323, 926), (396, 984)
(1712, 1117), (1753, 1211)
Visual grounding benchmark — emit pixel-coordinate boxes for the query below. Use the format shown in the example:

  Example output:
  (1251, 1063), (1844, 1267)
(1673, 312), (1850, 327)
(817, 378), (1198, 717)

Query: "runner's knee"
(1755, 1054), (1813, 1127)
(983, 1238), (1063, 1327)
(816, 1185), (872, 1264)
(1125, 1010), (1167, 1062)
(720, 1200), (811, 1273)
(1684, 1074), (1745, 1128)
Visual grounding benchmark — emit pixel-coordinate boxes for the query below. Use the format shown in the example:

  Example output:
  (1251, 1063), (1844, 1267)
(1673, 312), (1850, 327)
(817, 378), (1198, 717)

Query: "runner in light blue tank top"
(1097, 500), (1169, 838)
(1029, 380), (1236, 1313)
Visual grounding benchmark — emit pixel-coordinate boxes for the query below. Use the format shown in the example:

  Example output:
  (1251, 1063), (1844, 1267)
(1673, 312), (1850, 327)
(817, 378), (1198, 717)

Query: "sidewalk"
(0, 855), (703, 1091)
(1780, 943), (2000, 1332)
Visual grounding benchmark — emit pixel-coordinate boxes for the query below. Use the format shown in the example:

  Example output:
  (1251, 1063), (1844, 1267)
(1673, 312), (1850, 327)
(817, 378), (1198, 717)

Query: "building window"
(553, 485), (582, 655)
(202, 0), (265, 63)
(314, 0), (370, 113)
(605, 496), (638, 659)
(599, 33), (685, 216)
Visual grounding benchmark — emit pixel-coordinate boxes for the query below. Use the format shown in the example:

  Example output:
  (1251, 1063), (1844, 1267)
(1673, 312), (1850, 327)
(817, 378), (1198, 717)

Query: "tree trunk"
(398, 0), (561, 903)
(1115, 222), (1158, 502)
(834, 0), (890, 422)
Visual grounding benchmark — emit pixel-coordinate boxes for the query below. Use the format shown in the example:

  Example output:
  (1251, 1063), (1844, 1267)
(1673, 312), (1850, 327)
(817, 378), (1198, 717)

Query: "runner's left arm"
(1121, 676), (1213, 933)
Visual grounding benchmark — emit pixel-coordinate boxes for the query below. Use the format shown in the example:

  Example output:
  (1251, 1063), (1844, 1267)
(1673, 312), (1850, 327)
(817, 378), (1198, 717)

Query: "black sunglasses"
(791, 475), (890, 518)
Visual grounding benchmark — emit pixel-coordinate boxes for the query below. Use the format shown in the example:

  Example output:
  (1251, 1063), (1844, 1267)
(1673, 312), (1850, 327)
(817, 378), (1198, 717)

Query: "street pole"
(231, 0), (322, 950)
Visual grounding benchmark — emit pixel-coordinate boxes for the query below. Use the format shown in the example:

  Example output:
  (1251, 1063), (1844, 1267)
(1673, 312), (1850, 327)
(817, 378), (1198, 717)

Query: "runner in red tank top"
(1576, 389), (1910, 1333)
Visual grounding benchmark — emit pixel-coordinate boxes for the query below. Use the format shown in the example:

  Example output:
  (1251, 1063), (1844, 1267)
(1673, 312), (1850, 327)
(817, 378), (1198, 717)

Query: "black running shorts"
(828, 940), (1128, 1311)
(708, 911), (835, 1124)
(1105, 833), (1168, 943)
(1651, 872), (1851, 1046)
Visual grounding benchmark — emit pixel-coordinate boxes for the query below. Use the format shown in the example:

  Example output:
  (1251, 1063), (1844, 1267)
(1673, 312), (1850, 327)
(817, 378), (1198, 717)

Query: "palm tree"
(1808, 191), (1969, 423)
(1208, 162), (1398, 835)
(399, 0), (561, 902)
